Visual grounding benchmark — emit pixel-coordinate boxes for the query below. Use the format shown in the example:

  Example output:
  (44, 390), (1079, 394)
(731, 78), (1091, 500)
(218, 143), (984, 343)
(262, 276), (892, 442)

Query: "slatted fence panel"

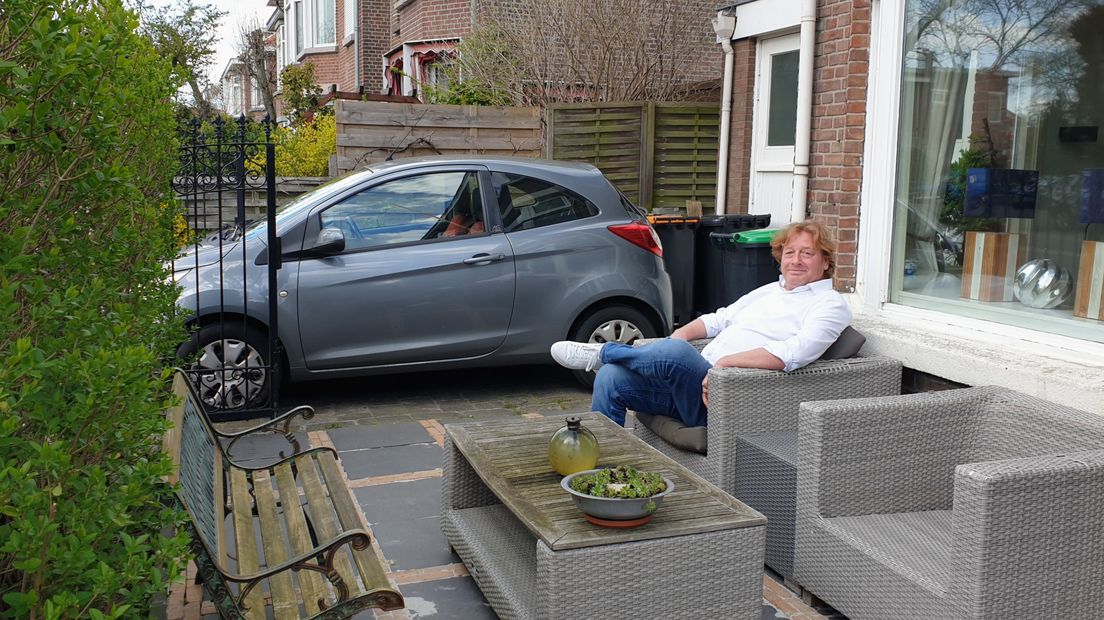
(546, 102), (718, 211)
(335, 100), (542, 174)
(653, 104), (720, 212)
(546, 104), (647, 205)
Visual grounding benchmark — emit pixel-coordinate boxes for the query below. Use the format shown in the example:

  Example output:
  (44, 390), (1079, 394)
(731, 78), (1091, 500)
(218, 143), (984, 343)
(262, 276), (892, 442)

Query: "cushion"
(819, 326), (866, 360)
(637, 412), (707, 454)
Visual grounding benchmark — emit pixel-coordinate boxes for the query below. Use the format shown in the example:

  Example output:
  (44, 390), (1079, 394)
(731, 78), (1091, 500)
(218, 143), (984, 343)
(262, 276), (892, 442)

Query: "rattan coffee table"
(440, 413), (766, 620)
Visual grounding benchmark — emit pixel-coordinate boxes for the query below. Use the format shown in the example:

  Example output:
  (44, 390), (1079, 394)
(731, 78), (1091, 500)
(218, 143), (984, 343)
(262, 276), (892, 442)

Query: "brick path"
(164, 365), (843, 619)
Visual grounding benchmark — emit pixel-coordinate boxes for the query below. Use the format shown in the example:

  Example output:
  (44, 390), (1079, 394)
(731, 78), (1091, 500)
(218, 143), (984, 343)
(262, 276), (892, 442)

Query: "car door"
(295, 167), (515, 370)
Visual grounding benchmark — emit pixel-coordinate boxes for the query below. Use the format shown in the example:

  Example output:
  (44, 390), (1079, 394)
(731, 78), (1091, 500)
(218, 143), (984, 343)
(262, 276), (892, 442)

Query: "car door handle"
(463, 253), (506, 265)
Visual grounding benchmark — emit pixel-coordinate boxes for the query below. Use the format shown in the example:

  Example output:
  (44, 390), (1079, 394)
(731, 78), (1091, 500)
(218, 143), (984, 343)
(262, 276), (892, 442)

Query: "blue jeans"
(591, 338), (712, 427)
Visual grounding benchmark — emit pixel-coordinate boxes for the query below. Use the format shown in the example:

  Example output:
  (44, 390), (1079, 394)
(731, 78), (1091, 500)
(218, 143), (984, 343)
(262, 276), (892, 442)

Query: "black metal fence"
(171, 116), (281, 421)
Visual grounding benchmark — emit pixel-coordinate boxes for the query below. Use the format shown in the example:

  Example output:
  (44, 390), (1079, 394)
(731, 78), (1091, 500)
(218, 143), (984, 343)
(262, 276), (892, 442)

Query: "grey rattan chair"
(630, 335), (902, 583)
(794, 386), (1104, 619)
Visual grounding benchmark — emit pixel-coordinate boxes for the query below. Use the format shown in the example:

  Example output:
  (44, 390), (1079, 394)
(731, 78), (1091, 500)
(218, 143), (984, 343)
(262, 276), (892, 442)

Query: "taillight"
(608, 223), (663, 257)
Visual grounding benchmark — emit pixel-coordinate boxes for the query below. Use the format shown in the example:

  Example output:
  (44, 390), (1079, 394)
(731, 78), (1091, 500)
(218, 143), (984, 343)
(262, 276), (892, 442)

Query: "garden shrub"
(0, 1), (189, 617)
(272, 114), (336, 177)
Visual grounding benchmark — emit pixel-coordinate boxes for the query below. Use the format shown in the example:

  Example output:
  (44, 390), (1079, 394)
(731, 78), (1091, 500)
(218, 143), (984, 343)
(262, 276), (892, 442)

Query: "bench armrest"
(231, 444), (338, 472)
(797, 387), (998, 518)
(218, 405), (316, 460)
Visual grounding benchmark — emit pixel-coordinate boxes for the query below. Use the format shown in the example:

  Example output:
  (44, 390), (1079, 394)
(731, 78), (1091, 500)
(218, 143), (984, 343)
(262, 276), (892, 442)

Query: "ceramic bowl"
(560, 468), (674, 521)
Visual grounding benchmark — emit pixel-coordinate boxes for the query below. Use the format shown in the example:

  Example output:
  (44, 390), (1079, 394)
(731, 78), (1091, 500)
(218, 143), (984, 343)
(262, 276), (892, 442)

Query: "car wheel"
(568, 305), (657, 388)
(177, 323), (271, 410)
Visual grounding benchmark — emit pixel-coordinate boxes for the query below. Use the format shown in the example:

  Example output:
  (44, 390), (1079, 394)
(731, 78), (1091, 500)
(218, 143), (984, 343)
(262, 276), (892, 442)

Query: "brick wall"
(391, 0), (472, 48)
(303, 50), (343, 90)
(807, 0), (870, 292)
(362, 0), (391, 92)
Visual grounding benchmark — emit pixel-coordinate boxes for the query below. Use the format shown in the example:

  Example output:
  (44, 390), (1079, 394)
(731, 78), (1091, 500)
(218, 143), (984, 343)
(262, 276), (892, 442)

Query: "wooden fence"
(545, 102), (719, 212)
(177, 177), (328, 232)
(334, 100), (542, 175)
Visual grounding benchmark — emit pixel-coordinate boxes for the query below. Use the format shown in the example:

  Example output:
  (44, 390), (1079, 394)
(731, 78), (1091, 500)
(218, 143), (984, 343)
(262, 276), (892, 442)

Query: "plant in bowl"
(560, 465), (674, 527)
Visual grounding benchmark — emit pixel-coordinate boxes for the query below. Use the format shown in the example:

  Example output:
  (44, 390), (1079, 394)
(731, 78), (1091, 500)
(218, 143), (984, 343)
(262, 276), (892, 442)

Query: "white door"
(750, 33), (801, 226)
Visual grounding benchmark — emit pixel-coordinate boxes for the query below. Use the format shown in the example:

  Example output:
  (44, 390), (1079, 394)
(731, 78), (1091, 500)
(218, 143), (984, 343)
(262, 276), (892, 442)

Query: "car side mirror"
(309, 227), (346, 256)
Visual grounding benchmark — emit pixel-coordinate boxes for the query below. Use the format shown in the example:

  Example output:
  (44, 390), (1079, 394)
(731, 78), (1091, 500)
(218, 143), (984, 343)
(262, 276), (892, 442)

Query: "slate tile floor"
(169, 365), (845, 620)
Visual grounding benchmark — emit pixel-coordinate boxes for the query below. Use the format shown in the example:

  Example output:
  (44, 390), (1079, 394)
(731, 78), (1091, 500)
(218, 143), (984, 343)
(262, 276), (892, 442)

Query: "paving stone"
(355, 478), (457, 571)
(339, 443), (441, 479)
(392, 577), (496, 620)
(329, 423), (432, 451)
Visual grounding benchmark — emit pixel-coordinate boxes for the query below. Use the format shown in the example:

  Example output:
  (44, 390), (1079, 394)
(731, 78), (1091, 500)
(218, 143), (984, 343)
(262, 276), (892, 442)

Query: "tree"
(451, 0), (717, 106)
(137, 0), (226, 117)
(281, 62), (326, 126)
(236, 17), (278, 121)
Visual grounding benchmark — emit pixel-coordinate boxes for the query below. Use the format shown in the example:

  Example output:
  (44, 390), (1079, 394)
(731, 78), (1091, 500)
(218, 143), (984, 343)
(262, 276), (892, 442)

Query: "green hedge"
(0, 1), (188, 617)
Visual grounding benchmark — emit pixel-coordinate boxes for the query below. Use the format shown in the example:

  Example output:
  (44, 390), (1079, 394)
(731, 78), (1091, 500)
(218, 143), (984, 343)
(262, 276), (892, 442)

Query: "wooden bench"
(163, 370), (404, 619)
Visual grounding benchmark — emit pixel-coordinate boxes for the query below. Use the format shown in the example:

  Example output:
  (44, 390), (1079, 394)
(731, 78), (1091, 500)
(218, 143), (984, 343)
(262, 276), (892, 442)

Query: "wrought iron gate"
(171, 116), (281, 422)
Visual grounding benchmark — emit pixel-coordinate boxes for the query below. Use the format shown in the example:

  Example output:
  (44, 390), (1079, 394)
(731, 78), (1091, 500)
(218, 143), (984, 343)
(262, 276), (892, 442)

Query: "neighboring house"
(219, 30), (280, 122)
(266, 0), (721, 102)
(710, 0), (1104, 414)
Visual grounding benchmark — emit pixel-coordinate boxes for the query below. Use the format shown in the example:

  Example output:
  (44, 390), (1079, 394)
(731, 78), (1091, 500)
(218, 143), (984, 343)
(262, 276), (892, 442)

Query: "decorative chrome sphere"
(1013, 259), (1073, 309)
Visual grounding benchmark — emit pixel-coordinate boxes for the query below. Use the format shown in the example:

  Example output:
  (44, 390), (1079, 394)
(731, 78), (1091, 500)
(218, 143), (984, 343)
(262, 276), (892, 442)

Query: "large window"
(286, 0), (335, 57)
(891, 1), (1104, 343)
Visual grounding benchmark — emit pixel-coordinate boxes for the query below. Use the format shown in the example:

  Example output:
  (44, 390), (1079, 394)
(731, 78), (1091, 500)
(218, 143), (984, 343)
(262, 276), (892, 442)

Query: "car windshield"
(244, 169), (377, 239)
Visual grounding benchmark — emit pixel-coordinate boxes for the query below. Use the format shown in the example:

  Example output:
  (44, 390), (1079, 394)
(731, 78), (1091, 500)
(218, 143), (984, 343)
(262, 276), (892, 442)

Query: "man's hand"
(670, 318), (707, 341)
(701, 373), (710, 408)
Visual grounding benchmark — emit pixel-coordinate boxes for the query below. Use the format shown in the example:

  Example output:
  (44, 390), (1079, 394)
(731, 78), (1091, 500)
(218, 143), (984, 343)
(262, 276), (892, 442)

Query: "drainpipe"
(791, 0), (817, 223)
(712, 9), (737, 216)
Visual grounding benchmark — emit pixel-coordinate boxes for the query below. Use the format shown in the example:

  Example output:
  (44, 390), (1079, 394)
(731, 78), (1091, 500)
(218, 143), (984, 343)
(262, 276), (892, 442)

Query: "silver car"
(173, 156), (673, 409)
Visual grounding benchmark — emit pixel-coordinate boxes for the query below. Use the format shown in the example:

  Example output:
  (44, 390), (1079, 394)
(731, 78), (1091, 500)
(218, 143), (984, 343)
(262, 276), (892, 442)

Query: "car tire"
(177, 322), (272, 411)
(568, 305), (658, 388)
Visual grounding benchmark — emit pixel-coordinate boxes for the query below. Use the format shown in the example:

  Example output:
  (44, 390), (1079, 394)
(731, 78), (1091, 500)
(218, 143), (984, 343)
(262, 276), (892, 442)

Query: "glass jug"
(548, 416), (599, 475)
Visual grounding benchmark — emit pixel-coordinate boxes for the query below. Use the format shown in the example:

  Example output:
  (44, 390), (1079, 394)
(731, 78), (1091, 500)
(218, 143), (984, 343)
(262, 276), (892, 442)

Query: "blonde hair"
(770, 220), (837, 278)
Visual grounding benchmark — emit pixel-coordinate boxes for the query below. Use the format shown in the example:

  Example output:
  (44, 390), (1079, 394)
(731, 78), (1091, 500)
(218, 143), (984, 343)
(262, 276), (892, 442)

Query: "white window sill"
(343, 33), (355, 47)
(846, 297), (1104, 416)
(296, 44), (337, 60)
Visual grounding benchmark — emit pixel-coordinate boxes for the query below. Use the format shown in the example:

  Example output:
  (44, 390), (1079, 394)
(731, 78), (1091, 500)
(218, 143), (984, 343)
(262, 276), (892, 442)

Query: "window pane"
(344, 0), (355, 37)
(316, 0), (335, 45)
(321, 172), (480, 250)
(891, 0), (1104, 342)
(767, 50), (799, 147)
(294, 1), (303, 55)
(491, 172), (598, 232)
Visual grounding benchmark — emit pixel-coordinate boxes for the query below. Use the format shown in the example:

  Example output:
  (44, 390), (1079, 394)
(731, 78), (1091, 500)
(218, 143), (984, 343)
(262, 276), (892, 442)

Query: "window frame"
(858, 0), (1104, 357)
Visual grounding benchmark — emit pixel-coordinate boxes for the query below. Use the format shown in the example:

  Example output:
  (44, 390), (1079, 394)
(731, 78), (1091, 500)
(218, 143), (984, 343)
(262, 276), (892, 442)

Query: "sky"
(208, 0), (272, 79)
(146, 0), (272, 82)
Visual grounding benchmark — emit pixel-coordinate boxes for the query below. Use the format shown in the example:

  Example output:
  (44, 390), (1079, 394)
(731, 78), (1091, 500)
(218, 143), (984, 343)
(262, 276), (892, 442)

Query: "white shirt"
(698, 276), (852, 371)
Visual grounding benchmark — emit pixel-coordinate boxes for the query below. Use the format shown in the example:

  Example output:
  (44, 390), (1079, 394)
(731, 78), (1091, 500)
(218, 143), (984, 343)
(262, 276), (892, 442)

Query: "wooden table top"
(444, 413), (765, 551)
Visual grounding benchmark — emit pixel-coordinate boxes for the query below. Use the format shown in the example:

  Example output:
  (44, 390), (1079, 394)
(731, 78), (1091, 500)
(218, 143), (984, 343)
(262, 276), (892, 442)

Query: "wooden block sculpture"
(961, 231), (1026, 302)
(1074, 240), (1104, 320)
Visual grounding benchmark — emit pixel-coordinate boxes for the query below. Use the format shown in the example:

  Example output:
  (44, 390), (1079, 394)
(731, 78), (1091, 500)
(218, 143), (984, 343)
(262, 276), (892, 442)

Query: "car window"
(320, 171), (484, 250)
(490, 172), (599, 232)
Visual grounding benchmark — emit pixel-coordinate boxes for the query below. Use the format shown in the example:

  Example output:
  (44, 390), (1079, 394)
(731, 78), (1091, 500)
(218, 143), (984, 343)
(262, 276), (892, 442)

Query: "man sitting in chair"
(550, 220), (851, 427)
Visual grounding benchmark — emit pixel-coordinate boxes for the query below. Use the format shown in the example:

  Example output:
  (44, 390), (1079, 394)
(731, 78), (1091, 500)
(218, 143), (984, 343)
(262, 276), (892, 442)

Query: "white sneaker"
(550, 341), (604, 372)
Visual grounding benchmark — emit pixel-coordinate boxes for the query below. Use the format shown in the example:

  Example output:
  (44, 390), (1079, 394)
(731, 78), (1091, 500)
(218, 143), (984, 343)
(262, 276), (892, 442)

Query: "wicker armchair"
(629, 335), (902, 583)
(794, 387), (1104, 619)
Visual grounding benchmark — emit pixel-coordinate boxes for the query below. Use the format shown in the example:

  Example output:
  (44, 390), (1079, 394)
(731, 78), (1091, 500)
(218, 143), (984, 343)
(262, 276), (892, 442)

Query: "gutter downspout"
(791, 0), (817, 223)
(353, 1), (360, 92)
(712, 10), (738, 216)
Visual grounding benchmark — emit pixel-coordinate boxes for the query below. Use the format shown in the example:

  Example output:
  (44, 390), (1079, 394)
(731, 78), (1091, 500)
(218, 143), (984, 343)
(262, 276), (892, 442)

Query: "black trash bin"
(693, 214), (771, 315)
(709, 228), (780, 307)
(648, 215), (698, 326)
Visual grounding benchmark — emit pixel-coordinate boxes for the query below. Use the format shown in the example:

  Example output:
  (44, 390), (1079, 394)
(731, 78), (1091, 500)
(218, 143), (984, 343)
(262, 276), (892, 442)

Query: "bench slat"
(228, 468), (265, 620)
(251, 470), (299, 620)
(317, 452), (395, 594)
(273, 462), (327, 616)
(298, 454), (361, 604)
